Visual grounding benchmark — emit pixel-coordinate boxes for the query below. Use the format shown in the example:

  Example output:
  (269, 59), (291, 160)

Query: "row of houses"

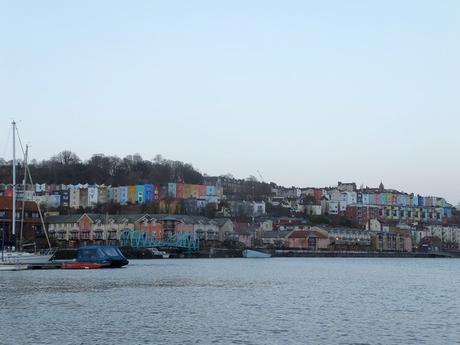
(345, 204), (452, 226)
(43, 211), (460, 252)
(269, 182), (454, 225)
(45, 213), (235, 247)
(260, 227), (412, 252)
(0, 182), (223, 209)
(44, 212), (412, 252)
(0, 179), (455, 227)
(1, 191), (458, 252)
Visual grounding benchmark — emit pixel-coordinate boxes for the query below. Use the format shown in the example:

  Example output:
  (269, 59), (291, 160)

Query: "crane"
(257, 170), (265, 183)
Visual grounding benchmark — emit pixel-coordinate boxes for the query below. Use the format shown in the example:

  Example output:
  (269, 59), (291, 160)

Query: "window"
(94, 231), (104, 240)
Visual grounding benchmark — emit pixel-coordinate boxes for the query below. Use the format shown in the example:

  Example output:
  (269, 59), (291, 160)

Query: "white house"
(88, 186), (98, 206)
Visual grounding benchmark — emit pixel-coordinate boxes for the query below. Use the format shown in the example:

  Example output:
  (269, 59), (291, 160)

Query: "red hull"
(61, 262), (107, 269)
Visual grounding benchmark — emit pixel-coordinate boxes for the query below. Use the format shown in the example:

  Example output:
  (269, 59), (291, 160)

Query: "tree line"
(0, 151), (204, 186)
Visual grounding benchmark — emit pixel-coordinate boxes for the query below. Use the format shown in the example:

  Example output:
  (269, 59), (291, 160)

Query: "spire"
(379, 181), (385, 191)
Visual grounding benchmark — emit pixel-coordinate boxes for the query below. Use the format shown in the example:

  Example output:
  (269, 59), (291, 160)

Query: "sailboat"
(0, 121), (54, 267)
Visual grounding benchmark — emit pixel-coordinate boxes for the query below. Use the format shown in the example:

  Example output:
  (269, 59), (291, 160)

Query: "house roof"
(309, 226), (330, 238)
(288, 230), (308, 239)
(261, 230), (291, 239)
(45, 213), (234, 227)
(234, 222), (257, 235)
(45, 214), (81, 224)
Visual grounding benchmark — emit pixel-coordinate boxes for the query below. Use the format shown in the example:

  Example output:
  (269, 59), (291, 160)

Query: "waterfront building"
(287, 228), (330, 250)
(213, 218), (235, 242)
(0, 196), (45, 247)
(261, 230), (291, 247)
(47, 214), (81, 245)
(134, 214), (162, 239)
(372, 230), (410, 252)
(234, 222), (256, 247)
(325, 227), (372, 251)
(426, 225), (460, 249)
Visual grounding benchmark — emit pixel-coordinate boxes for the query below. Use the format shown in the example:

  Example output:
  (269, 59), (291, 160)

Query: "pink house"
(287, 229), (330, 250)
(234, 222), (255, 247)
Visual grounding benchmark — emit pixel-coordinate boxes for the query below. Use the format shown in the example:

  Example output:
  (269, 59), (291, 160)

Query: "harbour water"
(1, 258), (459, 345)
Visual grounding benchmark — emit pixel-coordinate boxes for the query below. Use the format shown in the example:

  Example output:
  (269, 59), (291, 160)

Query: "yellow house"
(128, 185), (137, 204)
(183, 184), (192, 198)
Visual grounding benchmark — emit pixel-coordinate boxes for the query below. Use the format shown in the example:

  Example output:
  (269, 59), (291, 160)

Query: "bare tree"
(51, 150), (80, 165)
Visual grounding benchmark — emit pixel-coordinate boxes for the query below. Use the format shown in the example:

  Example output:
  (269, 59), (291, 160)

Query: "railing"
(118, 229), (199, 251)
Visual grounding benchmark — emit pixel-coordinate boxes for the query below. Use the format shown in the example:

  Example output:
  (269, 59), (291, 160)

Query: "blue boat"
(76, 246), (129, 268)
(242, 249), (272, 258)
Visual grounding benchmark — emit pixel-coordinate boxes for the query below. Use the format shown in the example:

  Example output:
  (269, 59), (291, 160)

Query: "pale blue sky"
(1, 1), (459, 203)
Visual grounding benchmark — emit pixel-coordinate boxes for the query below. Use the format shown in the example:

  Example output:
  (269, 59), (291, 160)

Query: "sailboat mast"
(12, 121), (16, 248)
(19, 144), (28, 250)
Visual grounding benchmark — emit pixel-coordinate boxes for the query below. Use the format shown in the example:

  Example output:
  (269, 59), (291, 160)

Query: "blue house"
(136, 185), (145, 204)
(144, 184), (154, 202)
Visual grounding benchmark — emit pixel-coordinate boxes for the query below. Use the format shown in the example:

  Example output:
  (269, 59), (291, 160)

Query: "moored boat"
(148, 247), (170, 259)
(242, 249), (272, 258)
(1, 251), (54, 265)
(0, 264), (28, 271)
(71, 246), (129, 268)
(1, 121), (54, 267)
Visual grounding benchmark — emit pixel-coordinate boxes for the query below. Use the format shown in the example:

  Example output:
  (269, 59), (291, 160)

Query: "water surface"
(1, 258), (459, 344)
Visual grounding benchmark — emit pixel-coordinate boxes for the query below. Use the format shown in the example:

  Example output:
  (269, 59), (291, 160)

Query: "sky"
(1, 1), (459, 203)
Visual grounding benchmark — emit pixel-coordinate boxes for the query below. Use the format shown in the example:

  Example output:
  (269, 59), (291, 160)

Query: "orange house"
(78, 214), (94, 243)
(287, 230), (330, 250)
(135, 215), (163, 239)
